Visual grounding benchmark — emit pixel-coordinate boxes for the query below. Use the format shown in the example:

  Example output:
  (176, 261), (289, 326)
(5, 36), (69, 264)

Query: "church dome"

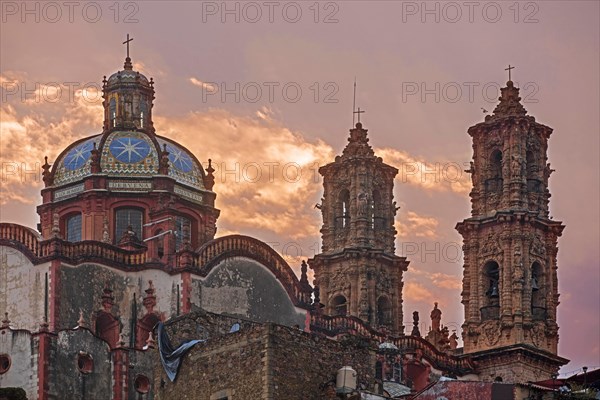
(52, 131), (206, 190)
(106, 68), (150, 86)
(50, 50), (206, 191)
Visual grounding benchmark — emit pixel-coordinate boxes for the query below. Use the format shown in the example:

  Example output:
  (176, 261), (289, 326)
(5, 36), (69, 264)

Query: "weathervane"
(505, 64), (515, 81)
(123, 34), (133, 58)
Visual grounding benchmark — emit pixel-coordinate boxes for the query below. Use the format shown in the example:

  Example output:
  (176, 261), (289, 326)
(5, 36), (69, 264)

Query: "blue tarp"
(157, 322), (204, 382)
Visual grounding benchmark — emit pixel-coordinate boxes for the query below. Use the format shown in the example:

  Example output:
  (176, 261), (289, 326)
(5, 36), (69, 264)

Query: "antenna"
(143, 217), (172, 227)
(352, 78), (357, 126)
(143, 230), (174, 242)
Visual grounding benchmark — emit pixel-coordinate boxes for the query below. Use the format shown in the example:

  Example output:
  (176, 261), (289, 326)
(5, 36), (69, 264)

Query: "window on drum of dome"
(175, 216), (191, 251)
(66, 214), (82, 242)
(115, 209), (143, 241)
(140, 100), (147, 128)
(109, 98), (116, 128)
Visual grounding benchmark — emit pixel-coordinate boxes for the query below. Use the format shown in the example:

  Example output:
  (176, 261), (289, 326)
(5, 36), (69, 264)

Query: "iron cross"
(353, 107), (365, 123)
(505, 64), (515, 81)
(123, 34), (133, 58)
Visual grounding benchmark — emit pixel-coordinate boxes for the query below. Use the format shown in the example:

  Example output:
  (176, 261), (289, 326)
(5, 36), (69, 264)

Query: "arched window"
(481, 261), (500, 320)
(65, 213), (82, 242)
(372, 190), (382, 230)
(115, 208), (143, 241)
(140, 98), (148, 128)
(336, 190), (351, 229)
(175, 216), (191, 251)
(377, 296), (392, 326)
(486, 150), (503, 192)
(109, 98), (117, 127)
(331, 295), (347, 316)
(531, 262), (546, 320)
(96, 311), (119, 348)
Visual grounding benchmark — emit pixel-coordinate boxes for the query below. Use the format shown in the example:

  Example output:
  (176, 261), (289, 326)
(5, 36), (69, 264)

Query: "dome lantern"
(102, 34), (155, 133)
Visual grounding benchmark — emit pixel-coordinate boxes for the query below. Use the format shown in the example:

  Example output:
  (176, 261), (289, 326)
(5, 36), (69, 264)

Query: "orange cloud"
(395, 210), (439, 239)
(376, 147), (471, 195)
(404, 282), (434, 303)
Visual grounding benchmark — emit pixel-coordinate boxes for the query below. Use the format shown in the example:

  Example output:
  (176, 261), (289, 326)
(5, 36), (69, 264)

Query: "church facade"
(0, 51), (566, 399)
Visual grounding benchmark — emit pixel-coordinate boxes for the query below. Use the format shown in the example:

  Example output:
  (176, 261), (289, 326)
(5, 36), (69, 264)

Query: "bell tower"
(456, 75), (567, 382)
(309, 122), (409, 334)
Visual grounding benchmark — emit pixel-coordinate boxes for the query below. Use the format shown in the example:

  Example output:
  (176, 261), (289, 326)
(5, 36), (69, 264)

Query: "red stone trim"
(36, 331), (51, 400)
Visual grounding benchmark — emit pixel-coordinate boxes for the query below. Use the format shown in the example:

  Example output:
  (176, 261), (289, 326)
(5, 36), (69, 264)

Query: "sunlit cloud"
(396, 210), (440, 239)
(404, 282), (434, 303)
(189, 77), (217, 92)
(376, 148), (471, 195)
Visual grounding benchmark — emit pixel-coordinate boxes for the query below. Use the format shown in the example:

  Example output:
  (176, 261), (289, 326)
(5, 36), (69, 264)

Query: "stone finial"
(1, 312), (10, 329)
(204, 159), (215, 191)
(159, 143), (170, 175)
(142, 281), (157, 313)
(42, 156), (53, 187)
(411, 311), (421, 337)
(90, 142), (101, 173)
(300, 260), (309, 286)
(313, 285), (321, 311)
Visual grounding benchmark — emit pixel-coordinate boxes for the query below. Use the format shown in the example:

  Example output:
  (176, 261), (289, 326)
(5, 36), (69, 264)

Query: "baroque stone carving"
(481, 321), (501, 346)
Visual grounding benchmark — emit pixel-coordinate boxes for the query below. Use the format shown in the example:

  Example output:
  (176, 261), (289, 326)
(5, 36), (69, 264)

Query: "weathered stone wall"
(128, 349), (156, 400)
(155, 324), (266, 400)
(57, 263), (180, 344)
(154, 313), (378, 400)
(192, 258), (306, 329)
(0, 329), (38, 400)
(269, 326), (377, 399)
(0, 246), (48, 331)
(47, 329), (112, 400)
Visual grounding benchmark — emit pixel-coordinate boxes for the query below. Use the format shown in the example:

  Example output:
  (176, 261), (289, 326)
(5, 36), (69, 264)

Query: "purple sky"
(1, 1), (598, 375)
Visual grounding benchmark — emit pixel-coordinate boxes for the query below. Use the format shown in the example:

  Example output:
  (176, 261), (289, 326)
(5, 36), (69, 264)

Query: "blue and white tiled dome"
(52, 132), (206, 190)
(52, 136), (100, 186)
(51, 57), (207, 192)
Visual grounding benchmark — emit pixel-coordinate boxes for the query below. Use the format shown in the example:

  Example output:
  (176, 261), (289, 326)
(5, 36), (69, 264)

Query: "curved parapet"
(195, 235), (312, 308)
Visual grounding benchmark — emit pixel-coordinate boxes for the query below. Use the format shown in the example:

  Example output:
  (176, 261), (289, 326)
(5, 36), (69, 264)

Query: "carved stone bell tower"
(309, 122), (409, 334)
(456, 77), (567, 382)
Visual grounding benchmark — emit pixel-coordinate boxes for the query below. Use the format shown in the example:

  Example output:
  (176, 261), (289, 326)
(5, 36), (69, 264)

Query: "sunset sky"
(1, 1), (598, 375)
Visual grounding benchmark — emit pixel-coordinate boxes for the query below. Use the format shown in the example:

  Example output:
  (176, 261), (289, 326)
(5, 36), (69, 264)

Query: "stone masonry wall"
(154, 312), (379, 400)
